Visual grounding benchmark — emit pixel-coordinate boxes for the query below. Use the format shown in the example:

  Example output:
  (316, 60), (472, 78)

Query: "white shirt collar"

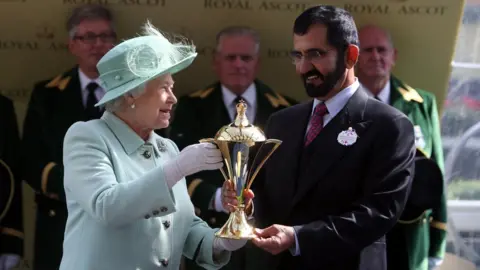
(362, 80), (390, 104)
(78, 68), (103, 91)
(221, 83), (256, 108)
(222, 83), (257, 122)
(312, 78), (360, 120)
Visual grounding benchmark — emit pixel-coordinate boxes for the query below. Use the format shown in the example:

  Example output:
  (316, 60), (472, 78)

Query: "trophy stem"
(214, 205), (255, 240)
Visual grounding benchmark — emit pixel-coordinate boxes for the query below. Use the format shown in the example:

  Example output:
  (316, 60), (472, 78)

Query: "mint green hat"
(95, 21), (197, 107)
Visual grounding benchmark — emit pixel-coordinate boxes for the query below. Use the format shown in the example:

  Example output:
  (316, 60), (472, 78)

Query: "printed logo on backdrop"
(0, 23), (68, 51)
(202, 0), (448, 16)
(62, 0), (166, 6)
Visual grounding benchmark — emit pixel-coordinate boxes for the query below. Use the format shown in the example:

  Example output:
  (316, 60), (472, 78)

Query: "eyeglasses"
(289, 49), (333, 65)
(73, 32), (116, 45)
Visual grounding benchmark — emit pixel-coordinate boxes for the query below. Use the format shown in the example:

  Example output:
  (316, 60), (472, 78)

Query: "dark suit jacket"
(247, 88), (416, 270)
(0, 94), (23, 257)
(21, 66), (102, 269)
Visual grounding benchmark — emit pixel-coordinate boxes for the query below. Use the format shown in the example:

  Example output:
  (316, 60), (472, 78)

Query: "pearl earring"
(131, 104), (135, 109)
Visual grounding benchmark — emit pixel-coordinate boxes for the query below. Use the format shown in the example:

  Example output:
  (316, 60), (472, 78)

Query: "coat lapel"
(265, 101), (312, 220)
(57, 67), (86, 122)
(292, 88), (372, 206)
(254, 82), (276, 129)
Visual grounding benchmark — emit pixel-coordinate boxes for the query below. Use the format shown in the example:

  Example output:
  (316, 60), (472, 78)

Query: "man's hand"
(221, 179), (254, 212)
(252, 225), (296, 255)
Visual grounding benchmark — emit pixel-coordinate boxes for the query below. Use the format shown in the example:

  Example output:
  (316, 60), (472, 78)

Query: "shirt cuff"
(214, 188), (228, 213)
(288, 228), (300, 256)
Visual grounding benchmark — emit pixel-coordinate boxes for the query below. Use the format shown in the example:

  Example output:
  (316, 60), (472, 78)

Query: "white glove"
(214, 188), (229, 213)
(213, 237), (247, 252)
(163, 143), (223, 188)
(0, 254), (20, 270)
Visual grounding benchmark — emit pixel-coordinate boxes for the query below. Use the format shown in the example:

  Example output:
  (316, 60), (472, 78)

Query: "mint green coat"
(59, 111), (230, 270)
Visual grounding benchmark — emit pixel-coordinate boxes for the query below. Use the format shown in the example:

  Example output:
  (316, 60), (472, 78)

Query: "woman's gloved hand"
(213, 237), (248, 252)
(163, 142), (223, 188)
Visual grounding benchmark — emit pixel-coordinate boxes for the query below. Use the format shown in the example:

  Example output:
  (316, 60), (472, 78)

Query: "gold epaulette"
(189, 87), (214, 99)
(264, 91), (291, 108)
(398, 83), (424, 103)
(45, 74), (71, 91)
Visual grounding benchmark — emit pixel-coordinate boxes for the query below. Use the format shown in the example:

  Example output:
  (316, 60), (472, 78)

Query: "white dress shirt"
(362, 79), (390, 104)
(78, 68), (106, 108)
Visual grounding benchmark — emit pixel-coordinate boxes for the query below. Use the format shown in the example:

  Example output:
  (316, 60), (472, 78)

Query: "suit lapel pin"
(337, 127), (358, 146)
(157, 139), (167, 152)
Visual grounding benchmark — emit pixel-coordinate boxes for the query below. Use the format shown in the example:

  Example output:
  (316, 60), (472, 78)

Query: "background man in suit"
(21, 4), (116, 269)
(229, 6), (416, 270)
(357, 24), (447, 270)
(0, 94), (23, 270)
(168, 26), (296, 270)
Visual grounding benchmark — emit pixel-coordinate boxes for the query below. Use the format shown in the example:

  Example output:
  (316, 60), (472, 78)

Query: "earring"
(131, 104), (135, 109)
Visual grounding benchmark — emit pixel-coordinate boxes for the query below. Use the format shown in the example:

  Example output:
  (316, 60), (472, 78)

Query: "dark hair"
(66, 4), (115, 38)
(293, 5), (358, 51)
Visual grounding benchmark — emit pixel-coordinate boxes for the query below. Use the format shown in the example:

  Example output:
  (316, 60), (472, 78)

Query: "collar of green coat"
(390, 75), (424, 104)
(188, 79), (292, 108)
(101, 111), (162, 156)
(44, 66), (79, 91)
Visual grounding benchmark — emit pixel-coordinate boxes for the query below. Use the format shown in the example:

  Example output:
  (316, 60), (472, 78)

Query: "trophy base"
(215, 205), (256, 240)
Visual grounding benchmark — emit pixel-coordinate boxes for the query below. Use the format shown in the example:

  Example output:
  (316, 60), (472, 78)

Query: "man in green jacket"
(357, 24), (447, 270)
(168, 26), (296, 270)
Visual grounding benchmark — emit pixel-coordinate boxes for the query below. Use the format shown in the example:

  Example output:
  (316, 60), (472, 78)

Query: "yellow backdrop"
(0, 0), (465, 268)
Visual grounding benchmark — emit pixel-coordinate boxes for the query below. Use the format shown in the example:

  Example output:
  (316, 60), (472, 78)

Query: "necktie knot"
(304, 103), (328, 147)
(87, 82), (98, 94)
(234, 95), (243, 105)
(313, 103), (328, 117)
(85, 82), (101, 120)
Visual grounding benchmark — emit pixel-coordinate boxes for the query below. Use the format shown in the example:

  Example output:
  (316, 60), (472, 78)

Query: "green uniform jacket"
(387, 75), (447, 270)
(0, 94), (24, 258)
(168, 80), (296, 270)
(21, 67), (102, 269)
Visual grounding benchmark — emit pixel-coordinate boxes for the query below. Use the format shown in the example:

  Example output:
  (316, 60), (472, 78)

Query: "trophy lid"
(214, 100), (266, 143)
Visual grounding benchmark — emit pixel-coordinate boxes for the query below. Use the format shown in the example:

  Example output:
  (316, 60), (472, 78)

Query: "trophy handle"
(245, 139), (282, 190)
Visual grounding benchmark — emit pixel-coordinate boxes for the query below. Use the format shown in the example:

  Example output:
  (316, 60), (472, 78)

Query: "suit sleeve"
(292, 115), (416, 265)
(63, 122), (178, 228)
(22, 85), (66, 201)
(169, 98), (218, 214)
(427, 96), (448, 259)
(0, 98), (24, 256)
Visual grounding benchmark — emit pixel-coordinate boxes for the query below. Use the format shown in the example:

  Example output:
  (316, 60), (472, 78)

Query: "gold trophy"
(200, 100), (282, 239)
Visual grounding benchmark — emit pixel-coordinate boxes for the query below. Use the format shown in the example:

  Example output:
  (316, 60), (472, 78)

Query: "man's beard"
(302, 55), (346, 98)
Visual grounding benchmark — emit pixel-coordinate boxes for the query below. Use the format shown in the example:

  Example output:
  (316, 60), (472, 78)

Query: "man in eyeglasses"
(21, 4), (116, 270)
(168, 26), (296, 270)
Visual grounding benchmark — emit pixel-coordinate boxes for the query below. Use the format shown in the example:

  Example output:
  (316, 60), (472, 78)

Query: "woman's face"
(130, 74), (177, 130)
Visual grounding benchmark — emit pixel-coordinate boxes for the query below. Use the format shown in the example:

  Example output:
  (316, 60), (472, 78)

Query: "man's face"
(357, 27), (397, 78)
(213, 35), (259, 94)
(292, 24), (346, 98)
(68, 19), (116, 72)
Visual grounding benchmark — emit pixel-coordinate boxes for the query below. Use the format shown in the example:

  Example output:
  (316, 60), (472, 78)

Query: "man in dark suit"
(222, 6), (416, 270)
(357, 24), (447, 270)
(168, 26), (296, 270)
(0, 94), (23, 270)
(21, 4), (116, 269)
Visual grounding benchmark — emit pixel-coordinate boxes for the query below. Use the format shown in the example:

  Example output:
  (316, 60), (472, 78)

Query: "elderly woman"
(59, 22), (246, 270)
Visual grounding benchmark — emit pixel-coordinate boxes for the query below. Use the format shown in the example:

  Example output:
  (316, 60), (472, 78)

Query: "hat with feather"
(95, 21), (197, 107)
